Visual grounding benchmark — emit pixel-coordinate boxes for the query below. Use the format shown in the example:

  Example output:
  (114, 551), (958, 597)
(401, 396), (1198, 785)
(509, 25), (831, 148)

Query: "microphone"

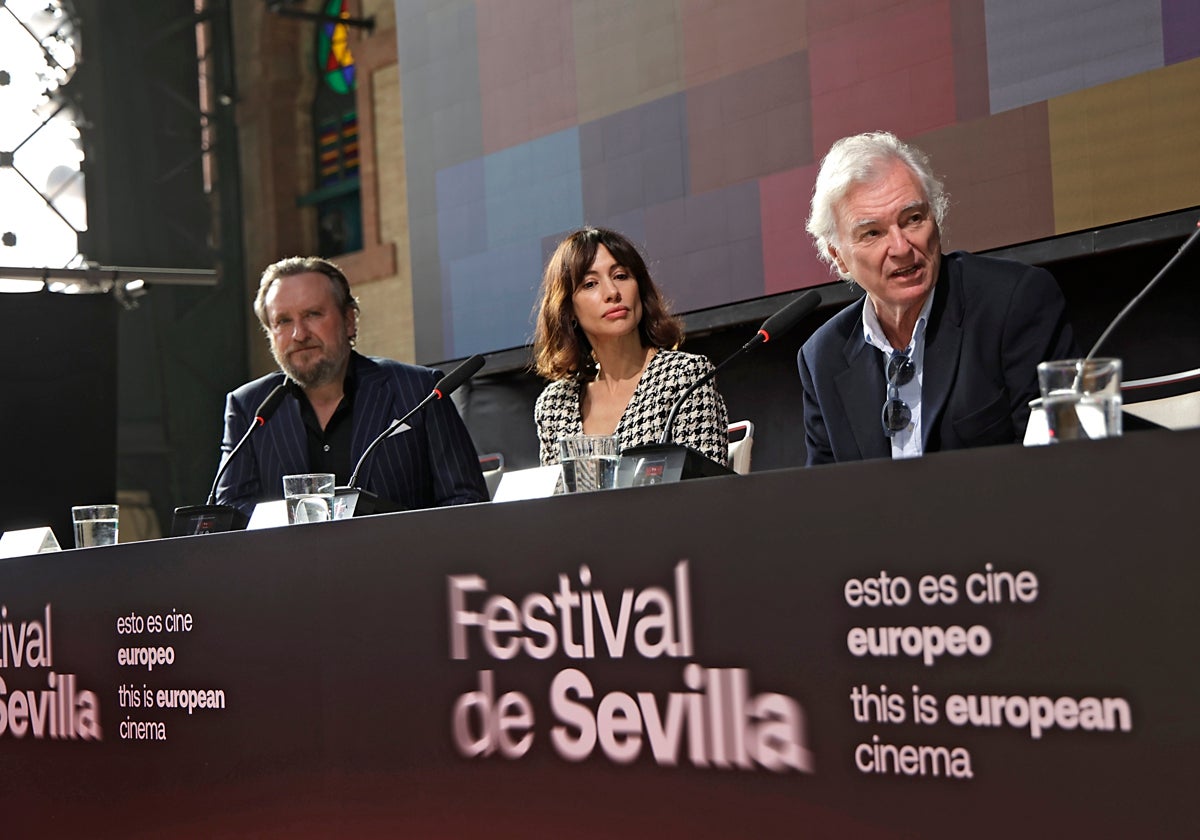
(432, 353), (486, 400)
(753, 290), (825, 347)
(617, 290), (822, 488)
(346, 354), (485, 490)
(658, 290), (821, 445)
(1086, 220), (1200, 360)
(171, 382), (290, 536)
(206, 383), (290, 505)
(1037, 221), (1200, 443)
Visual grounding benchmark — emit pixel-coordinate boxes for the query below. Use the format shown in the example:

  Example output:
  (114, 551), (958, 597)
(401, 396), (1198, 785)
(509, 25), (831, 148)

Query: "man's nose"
(885, 225), (913, 256)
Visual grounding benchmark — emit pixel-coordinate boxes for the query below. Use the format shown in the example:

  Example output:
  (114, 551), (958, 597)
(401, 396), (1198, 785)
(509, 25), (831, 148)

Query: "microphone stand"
(336, 355), (486, 518)
(619, 290), (823, 486)
(1087, 221), (1200, 361)
(1054, 220), (1200, 439)
(171, 383), (291, 536)
(334, 393), (442, 519)
(619, 348), (745, 485)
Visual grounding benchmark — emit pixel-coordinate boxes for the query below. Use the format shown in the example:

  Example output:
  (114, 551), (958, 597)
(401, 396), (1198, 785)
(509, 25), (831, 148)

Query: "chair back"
(1121, 368), (1200, 430)
(727, 420), (755, 475)
(478, 452), (505, 499)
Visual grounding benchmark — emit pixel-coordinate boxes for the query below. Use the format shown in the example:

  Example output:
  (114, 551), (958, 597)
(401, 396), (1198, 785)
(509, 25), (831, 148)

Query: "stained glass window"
(316, 0), (356, 95)
(303, 0), (362, 256)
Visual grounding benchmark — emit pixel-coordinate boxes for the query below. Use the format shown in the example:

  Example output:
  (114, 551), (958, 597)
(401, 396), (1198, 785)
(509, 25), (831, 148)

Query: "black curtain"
(2, 291), (118, 545)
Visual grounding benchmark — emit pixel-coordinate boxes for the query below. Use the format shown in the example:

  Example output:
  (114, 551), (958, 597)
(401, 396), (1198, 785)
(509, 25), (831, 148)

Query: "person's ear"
(828, 244), (849, 276)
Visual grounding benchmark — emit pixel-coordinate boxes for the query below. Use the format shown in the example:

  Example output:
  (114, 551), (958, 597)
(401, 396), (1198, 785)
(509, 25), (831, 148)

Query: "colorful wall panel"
(395, 0), (1200, 362)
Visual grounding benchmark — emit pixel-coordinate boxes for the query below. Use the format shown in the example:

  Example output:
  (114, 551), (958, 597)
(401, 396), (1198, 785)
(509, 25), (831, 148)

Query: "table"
(1, 430), (1195, 838)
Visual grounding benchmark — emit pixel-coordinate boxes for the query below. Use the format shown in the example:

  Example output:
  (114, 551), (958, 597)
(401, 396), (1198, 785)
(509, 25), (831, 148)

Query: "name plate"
(0, 527), (62, 558)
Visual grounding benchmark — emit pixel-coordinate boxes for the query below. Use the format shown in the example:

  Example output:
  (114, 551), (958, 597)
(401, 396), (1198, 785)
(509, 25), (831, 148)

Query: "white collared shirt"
(862, 291), (936, 459)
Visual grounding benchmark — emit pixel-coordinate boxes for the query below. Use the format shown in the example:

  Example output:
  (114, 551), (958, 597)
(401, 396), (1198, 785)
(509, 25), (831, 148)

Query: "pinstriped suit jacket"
(214, 353), (488, 516)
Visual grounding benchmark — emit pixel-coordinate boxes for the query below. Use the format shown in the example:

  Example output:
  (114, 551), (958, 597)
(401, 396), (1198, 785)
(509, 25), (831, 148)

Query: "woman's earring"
(569, 317), (578, 329)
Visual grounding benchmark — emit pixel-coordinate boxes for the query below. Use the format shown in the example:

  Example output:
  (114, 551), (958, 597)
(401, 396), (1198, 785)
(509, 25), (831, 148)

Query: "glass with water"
(72, 504), (119, 548)
(1036, 358), (1122, 442)
(282, 473), (336, 523)
(559, 434), (620, 493)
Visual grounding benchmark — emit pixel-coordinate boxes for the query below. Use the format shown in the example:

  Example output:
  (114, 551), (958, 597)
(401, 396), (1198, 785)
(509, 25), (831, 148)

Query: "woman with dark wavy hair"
(532, 227), (728, 466)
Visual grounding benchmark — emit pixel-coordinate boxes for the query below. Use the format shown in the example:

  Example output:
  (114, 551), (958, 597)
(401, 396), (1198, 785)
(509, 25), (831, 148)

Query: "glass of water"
(1036, 358), (1123, 442)
(559, 434), (620, 493)
(71, 504), (120, 548)
(282, 473), (336, 524)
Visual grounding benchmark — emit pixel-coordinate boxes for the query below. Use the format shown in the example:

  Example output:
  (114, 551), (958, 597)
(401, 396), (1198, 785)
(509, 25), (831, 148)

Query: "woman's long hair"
(532, 228), (682, 381)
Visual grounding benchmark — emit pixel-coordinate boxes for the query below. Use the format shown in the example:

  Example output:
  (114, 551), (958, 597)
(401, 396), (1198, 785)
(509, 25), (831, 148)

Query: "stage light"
(0, 264), (216, 307)
(0, 277), (47, 293)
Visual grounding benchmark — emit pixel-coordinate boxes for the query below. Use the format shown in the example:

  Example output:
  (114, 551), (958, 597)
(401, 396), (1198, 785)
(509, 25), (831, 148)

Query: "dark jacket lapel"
(920, 262), (963, 448)
(262, 389), (308, 485)
(834, 323), (891, 461)
(350, 352), (394, 463)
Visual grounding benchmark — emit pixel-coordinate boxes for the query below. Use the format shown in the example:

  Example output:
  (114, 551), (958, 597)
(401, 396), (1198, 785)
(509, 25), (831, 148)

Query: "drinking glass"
(72, 504), (119, 548)
(1036, 358), (1122, 442)
(559, 435), (620, 493)
(283, 473), (336, 523)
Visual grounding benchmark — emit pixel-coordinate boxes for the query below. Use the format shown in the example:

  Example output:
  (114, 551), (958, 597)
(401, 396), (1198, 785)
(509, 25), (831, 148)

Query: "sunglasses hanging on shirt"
(881, 350), (916, 436)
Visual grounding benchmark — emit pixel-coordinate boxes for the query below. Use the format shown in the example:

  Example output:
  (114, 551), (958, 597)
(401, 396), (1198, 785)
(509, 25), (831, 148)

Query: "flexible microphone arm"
(206, 383), (290, 505)
(346, 354), (486, 488)
(658, 290), (822, 444)
(658, 351), (741, 446)
(1086, 220), (1200, 361)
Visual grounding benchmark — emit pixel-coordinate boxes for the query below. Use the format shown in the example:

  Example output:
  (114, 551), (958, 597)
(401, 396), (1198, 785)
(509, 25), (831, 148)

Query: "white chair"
(478, 453), (505, 499)
(727, 420), (755, 475)
(1121, 368), (1200, 430)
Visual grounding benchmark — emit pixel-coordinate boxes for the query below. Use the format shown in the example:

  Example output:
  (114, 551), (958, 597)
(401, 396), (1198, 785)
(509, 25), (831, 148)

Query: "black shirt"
(290, 367), (356, 485)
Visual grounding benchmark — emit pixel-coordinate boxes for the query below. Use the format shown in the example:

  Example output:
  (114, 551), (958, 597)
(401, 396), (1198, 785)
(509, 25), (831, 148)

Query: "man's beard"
(274, 342), (349, 389)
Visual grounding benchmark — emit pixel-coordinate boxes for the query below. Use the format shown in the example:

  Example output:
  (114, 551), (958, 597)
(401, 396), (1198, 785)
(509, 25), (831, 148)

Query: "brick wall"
(233, 0), (412, 374)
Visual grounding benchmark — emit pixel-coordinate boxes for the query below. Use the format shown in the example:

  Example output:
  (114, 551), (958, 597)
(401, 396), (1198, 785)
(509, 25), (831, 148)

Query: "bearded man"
(215, 256), (487, 515)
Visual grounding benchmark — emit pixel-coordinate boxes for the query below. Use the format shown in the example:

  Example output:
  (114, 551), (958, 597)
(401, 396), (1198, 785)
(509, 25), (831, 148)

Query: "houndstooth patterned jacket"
(535, 349), (730, 466)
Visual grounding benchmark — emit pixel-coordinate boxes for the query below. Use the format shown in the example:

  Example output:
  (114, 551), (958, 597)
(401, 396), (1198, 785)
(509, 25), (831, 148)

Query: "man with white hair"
(797, 131), (1076, 465)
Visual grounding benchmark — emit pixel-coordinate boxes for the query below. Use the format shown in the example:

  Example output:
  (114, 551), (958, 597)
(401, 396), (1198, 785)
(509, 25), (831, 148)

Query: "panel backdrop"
(392, 0), (1200, 362)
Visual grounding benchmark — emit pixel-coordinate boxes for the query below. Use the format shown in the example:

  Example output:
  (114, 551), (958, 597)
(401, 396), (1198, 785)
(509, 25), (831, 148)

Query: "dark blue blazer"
(215, 353), (488, 515)
(797, 251), (1078, 465)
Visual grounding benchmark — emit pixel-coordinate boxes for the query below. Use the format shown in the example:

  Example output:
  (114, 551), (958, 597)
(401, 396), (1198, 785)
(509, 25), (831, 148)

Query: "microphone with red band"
(658, 290), (821, 445)
(432, 354), (486, 401)
(171, 382), (291, 535)
(207, 383), (289, 505)
(753, 290), (823, 347)
(346, 354), (485, 489)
